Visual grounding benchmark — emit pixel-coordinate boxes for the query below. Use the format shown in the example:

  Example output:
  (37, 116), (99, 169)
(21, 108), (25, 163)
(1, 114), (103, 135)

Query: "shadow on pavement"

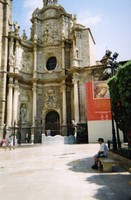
(67, 157), (127, 174)
(85, 174), (131, 200)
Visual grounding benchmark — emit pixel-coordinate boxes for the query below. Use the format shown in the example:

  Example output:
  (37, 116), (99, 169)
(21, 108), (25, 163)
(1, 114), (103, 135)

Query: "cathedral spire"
(43, 0), (58, 7)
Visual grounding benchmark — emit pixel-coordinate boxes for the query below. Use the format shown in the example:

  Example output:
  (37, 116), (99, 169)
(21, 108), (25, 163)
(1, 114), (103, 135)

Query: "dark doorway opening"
(45, 111), (60, 136)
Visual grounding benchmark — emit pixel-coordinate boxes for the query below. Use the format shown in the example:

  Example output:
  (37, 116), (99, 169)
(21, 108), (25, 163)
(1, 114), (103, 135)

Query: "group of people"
(1, 134), (15, 150)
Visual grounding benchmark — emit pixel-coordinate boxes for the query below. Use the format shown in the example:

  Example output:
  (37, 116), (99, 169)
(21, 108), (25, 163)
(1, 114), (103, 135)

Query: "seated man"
(91, 138), (108, 169)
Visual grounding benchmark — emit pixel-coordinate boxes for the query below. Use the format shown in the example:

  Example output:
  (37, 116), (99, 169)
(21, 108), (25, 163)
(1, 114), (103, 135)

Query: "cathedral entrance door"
(45, 111), (60, 136)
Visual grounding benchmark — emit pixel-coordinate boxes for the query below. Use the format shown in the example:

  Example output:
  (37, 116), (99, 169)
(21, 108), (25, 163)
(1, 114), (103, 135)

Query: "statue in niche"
(20, 103), (27, 124)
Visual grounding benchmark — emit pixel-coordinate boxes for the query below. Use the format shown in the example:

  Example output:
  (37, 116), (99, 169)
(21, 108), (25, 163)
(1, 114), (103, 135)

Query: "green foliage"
(108, 61), (131, 134)
(76, 123), (88, 144)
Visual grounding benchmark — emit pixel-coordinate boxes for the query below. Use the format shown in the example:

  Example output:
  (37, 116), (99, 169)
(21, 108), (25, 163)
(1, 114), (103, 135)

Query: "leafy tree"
(117, 61), (131, 144)
(108, 61), (131, 145)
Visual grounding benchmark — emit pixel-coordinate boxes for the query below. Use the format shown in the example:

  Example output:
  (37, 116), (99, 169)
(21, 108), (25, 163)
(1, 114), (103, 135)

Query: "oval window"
(46, 57), (57, 71)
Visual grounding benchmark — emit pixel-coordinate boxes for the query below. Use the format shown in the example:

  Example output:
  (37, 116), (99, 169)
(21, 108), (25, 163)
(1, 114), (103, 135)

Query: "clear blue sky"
(12, 0), (131, 61)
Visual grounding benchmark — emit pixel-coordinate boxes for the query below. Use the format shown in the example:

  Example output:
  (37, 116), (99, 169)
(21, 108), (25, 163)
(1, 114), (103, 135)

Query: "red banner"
(86, 81), (111, 121)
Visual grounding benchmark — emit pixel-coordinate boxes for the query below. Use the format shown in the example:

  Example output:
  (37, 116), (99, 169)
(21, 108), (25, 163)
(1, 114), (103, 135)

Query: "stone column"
(62, 42), (65, 69)
(15, 40), (19, 73)
(33, 17), (38, 70)
(73, 78), (79, 123)
(33, 33), (37, 79)
(61, 82), (67, 136)
(62, 82), (67, 124)
(13, 80), (19, 124)
(32, 84), (37, 126)
(7, 80), (13, 126)
(0, 0), (10, 138)
(8, 34), (15, 73)
(31, 83), (37, 143)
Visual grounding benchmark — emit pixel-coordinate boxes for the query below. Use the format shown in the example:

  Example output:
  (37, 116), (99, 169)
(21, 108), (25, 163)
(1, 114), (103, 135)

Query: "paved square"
(0, 144), (131, 200)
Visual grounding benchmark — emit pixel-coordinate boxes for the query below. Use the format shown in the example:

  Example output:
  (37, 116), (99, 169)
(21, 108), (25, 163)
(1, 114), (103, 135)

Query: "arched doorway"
(45, 111), (60, 136)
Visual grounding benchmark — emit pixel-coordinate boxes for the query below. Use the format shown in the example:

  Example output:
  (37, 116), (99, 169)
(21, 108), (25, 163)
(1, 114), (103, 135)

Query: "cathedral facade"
(0, 0), (105, 143)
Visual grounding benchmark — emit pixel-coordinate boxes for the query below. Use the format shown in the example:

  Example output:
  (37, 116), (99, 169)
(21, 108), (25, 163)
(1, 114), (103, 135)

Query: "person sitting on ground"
(91, 138), (108, 169)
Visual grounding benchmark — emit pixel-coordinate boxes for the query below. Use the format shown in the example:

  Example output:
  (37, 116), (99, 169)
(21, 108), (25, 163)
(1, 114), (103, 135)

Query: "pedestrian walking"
(8, 134), (15, 150)
(2, 138), (7, 150)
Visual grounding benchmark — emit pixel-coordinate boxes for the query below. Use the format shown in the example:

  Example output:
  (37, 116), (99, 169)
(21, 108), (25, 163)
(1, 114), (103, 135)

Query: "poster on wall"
(86, 81), (111, 121)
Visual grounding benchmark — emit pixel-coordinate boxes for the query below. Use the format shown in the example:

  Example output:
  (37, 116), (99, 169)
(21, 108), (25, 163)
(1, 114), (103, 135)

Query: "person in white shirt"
(91, 138), (108, 169)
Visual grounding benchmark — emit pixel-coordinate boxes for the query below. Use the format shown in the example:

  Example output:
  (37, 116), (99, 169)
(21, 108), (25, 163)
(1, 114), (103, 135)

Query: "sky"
(12, 0), (131, 61)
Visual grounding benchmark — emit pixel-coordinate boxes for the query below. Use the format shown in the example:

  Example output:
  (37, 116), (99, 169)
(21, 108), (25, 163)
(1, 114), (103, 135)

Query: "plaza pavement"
(0, 143), (131, 200)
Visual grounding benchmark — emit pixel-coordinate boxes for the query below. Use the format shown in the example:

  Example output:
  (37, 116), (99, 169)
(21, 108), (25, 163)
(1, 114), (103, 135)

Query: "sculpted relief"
(20, 51), (33, 73)
(43, 86), (61, 111)
(43, 22), (60, 44)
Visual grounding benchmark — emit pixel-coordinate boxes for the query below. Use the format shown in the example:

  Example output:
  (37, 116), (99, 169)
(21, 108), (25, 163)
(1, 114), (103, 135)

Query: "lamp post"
(101, 50), (118, 151)
(40, 117), (43, 143)
(13, 121), (16, 145)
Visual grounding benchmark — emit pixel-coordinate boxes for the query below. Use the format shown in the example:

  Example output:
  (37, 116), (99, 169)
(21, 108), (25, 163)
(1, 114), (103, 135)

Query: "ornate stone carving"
(9, 55), (15, 66)
(43, 86), (61, 110)
(37, 94), (43, 119)
(20, 51), (33, 73)
(43, 22), (59, 44)
(20, 90), (29, 101)
(37, 51), (43, 71)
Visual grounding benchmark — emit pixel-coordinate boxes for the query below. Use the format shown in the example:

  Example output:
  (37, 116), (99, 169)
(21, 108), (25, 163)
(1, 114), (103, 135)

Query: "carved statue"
(43, 0), (58, 6)
(20, 103), (27, 124)
(21, 30), (27, 40)
(9, 55), (15, 65)
(54, 0), (58, 4)
(43, 0), (48, 6)
(13, 21), (20, 35)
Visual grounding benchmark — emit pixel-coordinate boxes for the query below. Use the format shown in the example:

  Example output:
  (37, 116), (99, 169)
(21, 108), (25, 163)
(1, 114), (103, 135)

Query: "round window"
(46, 57), (57, 70)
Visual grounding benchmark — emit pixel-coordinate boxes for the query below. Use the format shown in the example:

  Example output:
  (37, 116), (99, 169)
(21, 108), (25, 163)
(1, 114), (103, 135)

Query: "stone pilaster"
(7, 80), (13, 126)
(12, 80), (19, 124)
(61, 82), (66, 124)
(33, 33), (37, 79)
(15, 40), (19, 73)
(73, 78), (79, 123)
(62, 42), (65, 69)
(32, 83), (37, 126)
(0, 0), (10, 137)
(8, 33), (15, 72)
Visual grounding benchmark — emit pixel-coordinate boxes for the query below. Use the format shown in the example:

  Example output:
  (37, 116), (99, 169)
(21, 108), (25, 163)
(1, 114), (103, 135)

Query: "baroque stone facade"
(0, 0), (105, 142)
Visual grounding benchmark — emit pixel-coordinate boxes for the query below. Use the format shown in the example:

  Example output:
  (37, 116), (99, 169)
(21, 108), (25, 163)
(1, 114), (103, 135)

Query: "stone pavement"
(0, 144), (131, 200)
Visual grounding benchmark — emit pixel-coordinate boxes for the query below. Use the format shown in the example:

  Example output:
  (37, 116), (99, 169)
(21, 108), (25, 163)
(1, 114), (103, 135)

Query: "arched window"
(46, 57), (57, 70)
